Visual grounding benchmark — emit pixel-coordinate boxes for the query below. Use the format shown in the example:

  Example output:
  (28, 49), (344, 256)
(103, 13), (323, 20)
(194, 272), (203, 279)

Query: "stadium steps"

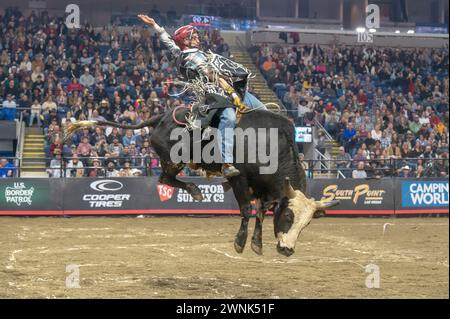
(325, 140), (342, 157)
(312, 172), (337, 179)
(20, 127), (47, 177)
(230, 49), (283, 113)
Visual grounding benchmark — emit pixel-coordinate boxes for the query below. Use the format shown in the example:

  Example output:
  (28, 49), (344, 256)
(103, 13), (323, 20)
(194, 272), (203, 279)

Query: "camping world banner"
(396, 178), (449, 214)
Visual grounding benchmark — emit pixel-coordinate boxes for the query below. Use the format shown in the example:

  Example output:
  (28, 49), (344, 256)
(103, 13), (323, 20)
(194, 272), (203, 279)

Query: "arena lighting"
(407, 30), (415, 34)
(369, 28), (377, 33)
(356, 27), (366, 33)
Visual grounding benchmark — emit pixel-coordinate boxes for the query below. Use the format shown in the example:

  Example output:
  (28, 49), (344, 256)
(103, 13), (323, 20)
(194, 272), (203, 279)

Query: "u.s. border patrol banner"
(0, 178), (63, 214)
(395, 178), (449, 214)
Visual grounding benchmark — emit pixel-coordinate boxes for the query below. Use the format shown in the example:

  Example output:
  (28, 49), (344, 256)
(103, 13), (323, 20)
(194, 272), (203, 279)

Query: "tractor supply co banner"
(0, 177), (448, 216)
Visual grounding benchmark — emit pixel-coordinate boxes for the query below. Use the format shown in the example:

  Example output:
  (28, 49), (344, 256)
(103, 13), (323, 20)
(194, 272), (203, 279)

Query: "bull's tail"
(64, 114), (164, 142)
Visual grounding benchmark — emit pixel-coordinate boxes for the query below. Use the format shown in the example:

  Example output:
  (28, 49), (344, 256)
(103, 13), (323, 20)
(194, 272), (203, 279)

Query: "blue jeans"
(29, 113), (41, 127)
(243, 92), (267, 110)
(218, 91), (266, 163)
(3, 108), (16, 121)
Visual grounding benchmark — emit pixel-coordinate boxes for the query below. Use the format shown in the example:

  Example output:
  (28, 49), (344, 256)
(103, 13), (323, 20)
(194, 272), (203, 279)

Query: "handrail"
(313, 148), (346, 179)
(16, 112), (25, 178)
(313, 118), (334, 141)
(235, 36), (246, 51)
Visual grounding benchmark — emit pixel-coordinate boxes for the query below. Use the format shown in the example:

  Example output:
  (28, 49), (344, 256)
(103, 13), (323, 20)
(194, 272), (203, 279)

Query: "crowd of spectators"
(253, 42), (449, 178)
(0, 157), (15, 177)
(0, 7), (229, 177)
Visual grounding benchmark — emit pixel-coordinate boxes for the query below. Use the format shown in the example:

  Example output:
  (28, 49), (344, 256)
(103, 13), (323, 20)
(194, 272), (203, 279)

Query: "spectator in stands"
(119, 159), (133, 177)
(0, 158), (15, 178)
(352, 161), (367, 179)
(66, 155), (84, 177)
(2, 94), (16, 121)
(76, 136), (93, 163)
(50, 138), (64, 157)
(108, 137), (124, 159)
(88, 158), (106, 177)
(29, 99), (42, 127)
(335, 146), (352, 178)
(47, 151), (62, 178)
(398, 165), (412, 178)
(42, 95), (57, 113)
(106, 161), (120, 177)
(79, 68), (95, 88)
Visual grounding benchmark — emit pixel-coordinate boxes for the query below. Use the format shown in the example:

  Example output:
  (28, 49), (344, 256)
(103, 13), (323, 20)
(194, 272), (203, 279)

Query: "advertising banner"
(307, 178), (396, 215)
(395, 178), (449, 214)
(0, 178), (63, 214)
(0, 177), (448, 216)
(62, 177), (239, 215)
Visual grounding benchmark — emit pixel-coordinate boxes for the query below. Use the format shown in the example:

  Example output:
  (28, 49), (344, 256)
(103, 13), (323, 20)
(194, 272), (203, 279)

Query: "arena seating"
(0, 7), (448, 179)
(252, 43), (449, 177)
(0, 8), (230, 177)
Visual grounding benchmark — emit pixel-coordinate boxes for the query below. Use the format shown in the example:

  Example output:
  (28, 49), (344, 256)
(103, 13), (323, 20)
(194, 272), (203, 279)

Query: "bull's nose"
(277, 243), (294, 257)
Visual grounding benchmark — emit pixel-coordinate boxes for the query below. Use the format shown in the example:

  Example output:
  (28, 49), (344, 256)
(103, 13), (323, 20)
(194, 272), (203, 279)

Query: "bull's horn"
(315, 200), (340, 210)
(284, 177), (296, 199)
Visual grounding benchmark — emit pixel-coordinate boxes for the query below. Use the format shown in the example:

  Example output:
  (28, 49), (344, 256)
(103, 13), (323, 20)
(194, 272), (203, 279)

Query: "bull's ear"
(315, 200), (340, 210)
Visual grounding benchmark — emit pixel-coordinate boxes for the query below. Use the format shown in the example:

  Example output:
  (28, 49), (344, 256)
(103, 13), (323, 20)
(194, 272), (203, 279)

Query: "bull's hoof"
(234, 241), (244, 254)
(251, 241), (263, 255)
(186, 184), (203, 201)
(192, 193), (204, 201)
(234, 235), (247, 254)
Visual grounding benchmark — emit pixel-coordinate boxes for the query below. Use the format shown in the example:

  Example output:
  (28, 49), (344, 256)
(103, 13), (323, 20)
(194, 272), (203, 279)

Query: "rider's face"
(186, 32), (200, 48)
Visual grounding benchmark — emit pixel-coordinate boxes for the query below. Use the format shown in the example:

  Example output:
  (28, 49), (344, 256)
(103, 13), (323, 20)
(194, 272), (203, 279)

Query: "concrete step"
(26, 134), (45, 137)
(20, 172), (48, 177)
(24, 144), (45, 148)
(22, 152), (45, 159)
(22, 161), (47, 166)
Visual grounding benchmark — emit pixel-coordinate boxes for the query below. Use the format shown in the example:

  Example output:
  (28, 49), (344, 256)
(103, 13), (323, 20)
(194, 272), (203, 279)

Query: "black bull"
(68, 105), (338, 256)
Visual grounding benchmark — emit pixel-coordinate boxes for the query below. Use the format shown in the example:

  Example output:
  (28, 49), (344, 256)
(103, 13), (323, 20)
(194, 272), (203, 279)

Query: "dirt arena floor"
(0, 216), (448, 299)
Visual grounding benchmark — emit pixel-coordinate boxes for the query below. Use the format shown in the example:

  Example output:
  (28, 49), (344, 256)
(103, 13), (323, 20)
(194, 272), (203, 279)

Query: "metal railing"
(302, 158), (449, 179)
(1, 157), (447, 179)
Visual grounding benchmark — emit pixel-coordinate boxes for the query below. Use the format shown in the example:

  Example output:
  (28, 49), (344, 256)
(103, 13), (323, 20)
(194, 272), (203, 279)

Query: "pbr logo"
(83, 180), (130, 208)
(4, 182), (34, 207)
(157, 184), (175, 202)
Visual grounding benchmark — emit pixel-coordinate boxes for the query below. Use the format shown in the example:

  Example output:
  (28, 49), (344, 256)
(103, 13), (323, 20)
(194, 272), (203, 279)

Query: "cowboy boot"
(222, 164), (240, 178)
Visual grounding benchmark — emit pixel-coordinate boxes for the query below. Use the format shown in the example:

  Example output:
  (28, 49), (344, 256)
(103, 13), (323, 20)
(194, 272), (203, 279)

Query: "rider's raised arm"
(138, 14), (181, 58)
(157, 27), (181, 58)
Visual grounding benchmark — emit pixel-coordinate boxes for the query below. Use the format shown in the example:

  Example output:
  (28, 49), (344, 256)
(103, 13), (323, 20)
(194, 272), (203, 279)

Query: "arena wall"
(0, 177), (447, 216)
